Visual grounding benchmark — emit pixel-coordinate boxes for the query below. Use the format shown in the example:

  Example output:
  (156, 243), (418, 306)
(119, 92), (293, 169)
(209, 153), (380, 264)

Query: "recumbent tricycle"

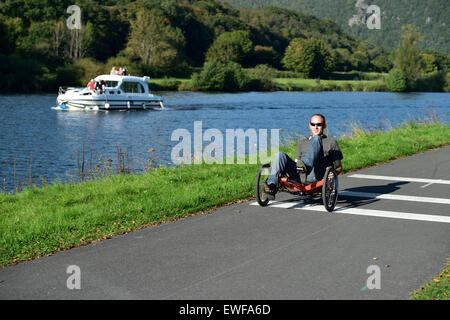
(255, 162), (339, 212)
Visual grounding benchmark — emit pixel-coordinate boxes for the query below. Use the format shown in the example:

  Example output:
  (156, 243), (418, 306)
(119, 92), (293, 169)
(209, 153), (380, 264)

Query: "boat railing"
(58, 86), (79, 95)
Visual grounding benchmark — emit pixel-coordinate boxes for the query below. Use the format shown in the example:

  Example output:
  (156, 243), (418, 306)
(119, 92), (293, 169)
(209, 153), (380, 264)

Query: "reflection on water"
(0, 91), (449, 191)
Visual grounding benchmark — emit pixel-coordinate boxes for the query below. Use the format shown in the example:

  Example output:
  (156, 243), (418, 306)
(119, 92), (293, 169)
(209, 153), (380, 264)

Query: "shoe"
(261, 181), (276, 200)
(296, 160), (306, 173)
(296, 160), (307, 183)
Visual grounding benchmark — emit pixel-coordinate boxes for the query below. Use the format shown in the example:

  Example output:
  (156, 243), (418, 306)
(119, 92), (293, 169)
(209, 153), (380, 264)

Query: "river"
(0, 91), (449, 192)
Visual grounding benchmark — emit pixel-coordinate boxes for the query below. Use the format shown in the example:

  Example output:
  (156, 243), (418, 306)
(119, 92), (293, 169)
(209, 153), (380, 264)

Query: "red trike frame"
(278, 177), (324, 195)
(255, 164), (338, 212)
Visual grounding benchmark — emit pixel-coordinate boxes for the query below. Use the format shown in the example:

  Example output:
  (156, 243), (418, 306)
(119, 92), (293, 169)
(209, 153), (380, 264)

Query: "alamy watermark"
(66, 265), (81, 290)
(171, 121), (280, 165)
(361, 265), (381, 291)
(348, 2), (381, 30)
(66, 5), (82, 30)
(366, 5), (381, 30)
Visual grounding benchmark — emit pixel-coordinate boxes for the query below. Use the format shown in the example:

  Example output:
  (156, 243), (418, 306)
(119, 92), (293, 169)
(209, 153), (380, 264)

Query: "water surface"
(0, 91), (448, 191)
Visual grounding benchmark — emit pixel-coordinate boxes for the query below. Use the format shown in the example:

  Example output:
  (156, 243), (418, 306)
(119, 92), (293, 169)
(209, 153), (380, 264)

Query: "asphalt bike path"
(1, 146), (449, 299)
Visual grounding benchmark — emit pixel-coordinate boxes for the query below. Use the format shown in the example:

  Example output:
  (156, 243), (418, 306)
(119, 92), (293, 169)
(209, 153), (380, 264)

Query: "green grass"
(0, 122), (449, 270)
(410, 259), (450, 300)
(148, 72), (388, 92)
(273, 77), (385, 91)
(148, 78), (190, 91)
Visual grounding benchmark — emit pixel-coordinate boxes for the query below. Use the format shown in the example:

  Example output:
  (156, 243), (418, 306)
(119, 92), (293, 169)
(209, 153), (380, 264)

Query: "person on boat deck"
(262, 114), (343, 199)
(122, 67), (128, 76)
(87, 79), (95, 91)
(118, 67), (124, 76)
(95, 80), (105, 94)
(110, 66), (118, 75)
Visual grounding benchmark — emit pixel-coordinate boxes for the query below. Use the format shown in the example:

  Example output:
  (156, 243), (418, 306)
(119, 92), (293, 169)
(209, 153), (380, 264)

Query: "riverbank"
(149, 77), (387, 92)
(148, 70), (449, 92)
(148, 71), (388, 92)
(1, 121), (449, 268)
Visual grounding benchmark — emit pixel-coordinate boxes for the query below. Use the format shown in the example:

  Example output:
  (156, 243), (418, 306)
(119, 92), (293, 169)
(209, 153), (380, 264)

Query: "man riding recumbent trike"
(255, 114), (343, 212)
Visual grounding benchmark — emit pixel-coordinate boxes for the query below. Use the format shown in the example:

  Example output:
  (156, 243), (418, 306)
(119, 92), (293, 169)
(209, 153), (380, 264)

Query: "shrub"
(413, 71), (447, 92)
(341, 83), (353, 91)
(247, 64), (278, 91)
(190, 60), (250, 92)
(0, 54), (47, 92)
(385, 69), (407, 92)
(56, 63), (84, 87)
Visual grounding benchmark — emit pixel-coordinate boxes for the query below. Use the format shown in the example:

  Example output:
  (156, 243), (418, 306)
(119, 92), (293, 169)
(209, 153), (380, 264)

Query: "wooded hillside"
(0, 0), (390, 91)
(224, 0), (449, 54)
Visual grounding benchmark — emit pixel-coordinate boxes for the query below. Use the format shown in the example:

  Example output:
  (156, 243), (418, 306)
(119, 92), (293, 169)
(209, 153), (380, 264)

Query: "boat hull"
(57, 90), (164, 110)
(57, 98), (164, 110)
(57, 96), (164, 110)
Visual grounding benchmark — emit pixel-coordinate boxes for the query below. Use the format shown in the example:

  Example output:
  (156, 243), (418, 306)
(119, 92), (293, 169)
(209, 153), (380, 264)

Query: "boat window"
(120, 81), (145, 93)
(104, 81), (119, 88)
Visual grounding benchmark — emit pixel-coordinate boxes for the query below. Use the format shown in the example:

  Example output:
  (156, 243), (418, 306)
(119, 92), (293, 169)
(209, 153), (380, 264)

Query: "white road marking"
(348, 174), (450, 185)
(250, 201), (450, 224)
(420, 183), (434, 188)
(339, 190), (450, 204)
(253, 173), (450, 223)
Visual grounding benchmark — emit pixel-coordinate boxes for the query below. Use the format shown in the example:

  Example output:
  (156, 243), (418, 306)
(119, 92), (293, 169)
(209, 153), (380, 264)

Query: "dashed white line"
(250, 201), (450, 224)
(348, 174), (450, 185)
(339, 190), (450, 204)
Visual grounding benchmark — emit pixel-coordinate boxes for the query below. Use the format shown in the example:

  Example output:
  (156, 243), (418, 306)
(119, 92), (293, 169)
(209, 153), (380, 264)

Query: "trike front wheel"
(322, 167), (338, 212)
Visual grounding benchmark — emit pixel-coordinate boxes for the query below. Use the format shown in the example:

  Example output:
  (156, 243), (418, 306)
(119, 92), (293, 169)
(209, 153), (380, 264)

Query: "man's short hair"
(311, 114), (326, 123)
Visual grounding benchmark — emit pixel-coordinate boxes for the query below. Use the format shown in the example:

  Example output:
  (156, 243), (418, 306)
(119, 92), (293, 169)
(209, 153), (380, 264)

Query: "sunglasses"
(310, 122), (324, 127)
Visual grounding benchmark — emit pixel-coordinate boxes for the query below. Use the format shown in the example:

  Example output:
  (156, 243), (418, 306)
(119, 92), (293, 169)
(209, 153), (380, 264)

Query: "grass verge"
(410, 259), (450, 300)
(1, 122), (449, 268)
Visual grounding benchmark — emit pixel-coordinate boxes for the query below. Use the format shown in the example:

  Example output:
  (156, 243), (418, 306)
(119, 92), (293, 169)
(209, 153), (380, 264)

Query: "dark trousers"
(267, 135), (326, 185)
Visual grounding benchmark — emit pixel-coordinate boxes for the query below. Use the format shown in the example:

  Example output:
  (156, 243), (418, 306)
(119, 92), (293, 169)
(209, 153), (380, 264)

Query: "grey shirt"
(295, 135), (343, 168)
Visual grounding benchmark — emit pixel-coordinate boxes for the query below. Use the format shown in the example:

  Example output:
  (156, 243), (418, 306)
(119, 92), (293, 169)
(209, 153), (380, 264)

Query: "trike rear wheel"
(255, 164), (271, 207)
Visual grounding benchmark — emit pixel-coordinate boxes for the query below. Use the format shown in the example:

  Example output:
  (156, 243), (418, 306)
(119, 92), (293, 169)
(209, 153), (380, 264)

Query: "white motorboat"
(56, 74), (164, 110)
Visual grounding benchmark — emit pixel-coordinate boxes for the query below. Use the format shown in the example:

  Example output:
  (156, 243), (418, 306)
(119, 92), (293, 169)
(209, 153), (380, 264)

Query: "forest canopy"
(0, 0), (447, 92)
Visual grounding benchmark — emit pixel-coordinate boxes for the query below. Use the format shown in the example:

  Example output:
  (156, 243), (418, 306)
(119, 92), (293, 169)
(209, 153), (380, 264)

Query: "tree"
(333, 48), (352, 72)
(0, 15), (24, 54)
(253, 45), (279, 68)
(126, 9), (185, 69)
(423, 49), (450, 71)
(350, 50), (369, 71)
(421, 53), (438, 74)
(394, 25), (423, 89)
(205, 30), (253, 66)
(19, 21), (54, 56)
(372, 55), (393, 73)
(282, 38), (334, 78)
